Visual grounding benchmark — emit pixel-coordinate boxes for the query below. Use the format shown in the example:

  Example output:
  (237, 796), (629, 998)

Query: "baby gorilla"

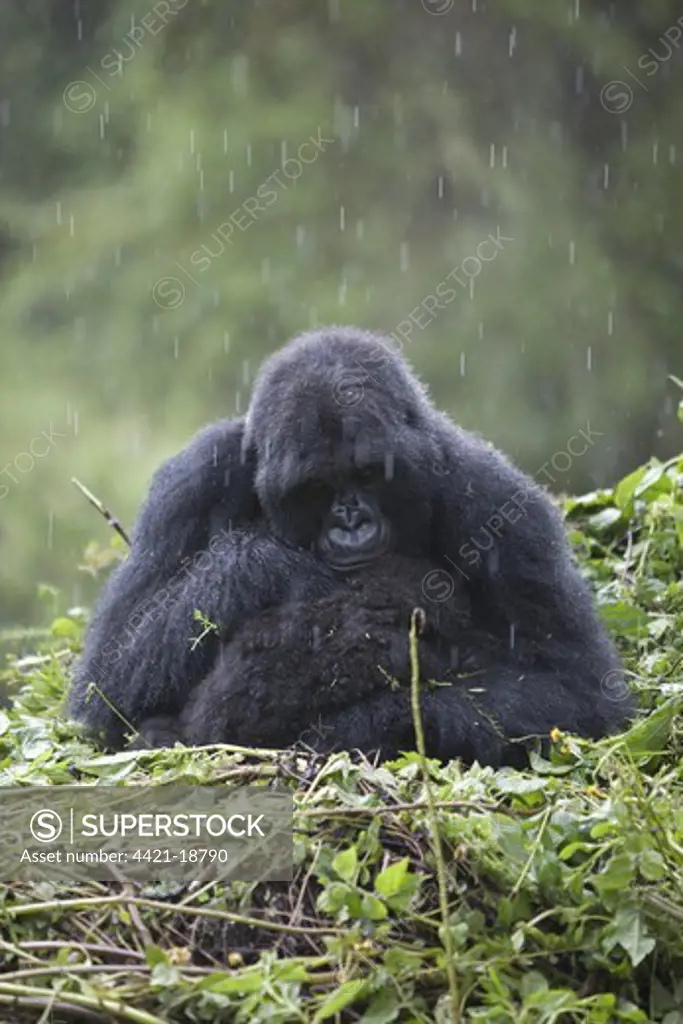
(133, 488), (468, 752)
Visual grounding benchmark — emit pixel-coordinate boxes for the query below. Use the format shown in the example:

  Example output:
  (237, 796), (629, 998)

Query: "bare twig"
(72, 477), (131, 547)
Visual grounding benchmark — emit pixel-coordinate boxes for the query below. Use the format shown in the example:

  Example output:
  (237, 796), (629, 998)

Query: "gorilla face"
(271, 461), (426, 566)
(317, 488), (391, 570)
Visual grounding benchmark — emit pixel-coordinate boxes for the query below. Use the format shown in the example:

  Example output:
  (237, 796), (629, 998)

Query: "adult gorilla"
(68, 327), (632, 765)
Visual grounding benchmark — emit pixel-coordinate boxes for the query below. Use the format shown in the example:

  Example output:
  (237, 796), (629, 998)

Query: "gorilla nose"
(332, 495), (368, 530)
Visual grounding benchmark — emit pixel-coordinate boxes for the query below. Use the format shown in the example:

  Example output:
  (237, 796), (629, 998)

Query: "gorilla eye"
(404, 408), (418, 427)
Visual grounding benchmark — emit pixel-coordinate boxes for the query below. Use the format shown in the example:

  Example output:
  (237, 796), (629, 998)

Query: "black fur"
(69, 326), (633, 764)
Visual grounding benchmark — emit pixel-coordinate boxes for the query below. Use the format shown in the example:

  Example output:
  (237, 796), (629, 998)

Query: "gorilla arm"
(68, 418), (334, 748)
(431, 418), (627, 689)
(305, 660), (627, 768)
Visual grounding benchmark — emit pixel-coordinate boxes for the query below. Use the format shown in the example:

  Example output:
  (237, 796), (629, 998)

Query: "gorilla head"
(243, 327), (442, 561)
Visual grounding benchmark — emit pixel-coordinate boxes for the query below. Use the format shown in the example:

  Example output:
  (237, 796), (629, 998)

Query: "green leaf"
(639, 849), (666, 882)
(0, 710), (10, 736)
(360, 893), (388, 920)
(520, 971), (549, 997)
(624, 697), (678, 756)
(150, 962), (181, 987)
(599, 601), (650, 634)
(314, 979), (370, 1021)
(587, 507), (623, 530)
(605, 906), (656, 967)
(332, 846), (358, 883)
(495, 774), (548, 795)
(375, 857), (410, 897)
(199, 970), (265, 994)
(614, 467), (647, 511)
(359, 987), (400, 1024)
(144, 945), (169, 968)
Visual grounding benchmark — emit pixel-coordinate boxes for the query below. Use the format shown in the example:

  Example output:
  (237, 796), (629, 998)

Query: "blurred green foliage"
(0, 0), (681, 626)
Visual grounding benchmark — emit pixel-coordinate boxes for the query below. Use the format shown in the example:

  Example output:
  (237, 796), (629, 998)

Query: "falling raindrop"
(486, 548), (500, 578)
(47, 511), (54, 551)
(586, 346), (592, 371)
(460, 352), (466, 376)
(339, 206), (345, 231)
(569, 240), (576, 265)
(455, 32), (463, 57)
(607, 310), (614, 335)
(399, 242), (410, 272)
(575, 66), (584, 95)
(509, 26), (517, 57)
(231, 55), (249, 96)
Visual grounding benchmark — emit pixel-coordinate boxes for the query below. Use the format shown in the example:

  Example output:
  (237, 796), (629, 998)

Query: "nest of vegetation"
(0, 450), (682, 1023)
